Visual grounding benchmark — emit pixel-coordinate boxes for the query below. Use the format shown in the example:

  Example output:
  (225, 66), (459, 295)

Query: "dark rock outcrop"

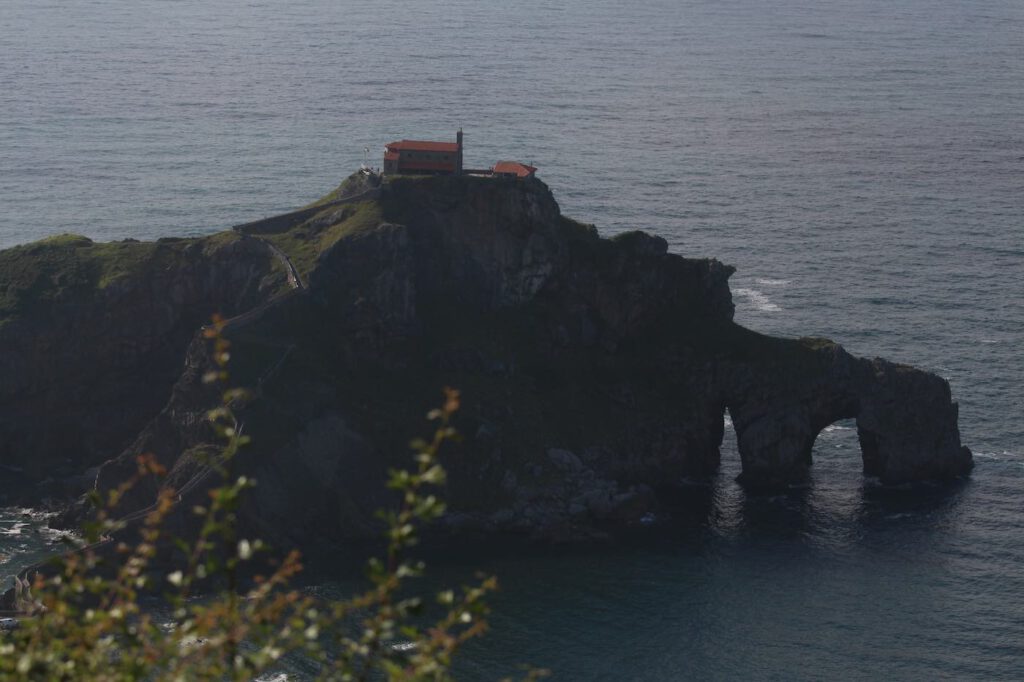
(0, 234), (287, 499)
(0, 173), (972, 544)
(722, 340), (970, 488)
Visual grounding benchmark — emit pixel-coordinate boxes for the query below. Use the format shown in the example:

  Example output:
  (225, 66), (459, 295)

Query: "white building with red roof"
(383, 131), (463, 175)
(381, 131), (538, 180)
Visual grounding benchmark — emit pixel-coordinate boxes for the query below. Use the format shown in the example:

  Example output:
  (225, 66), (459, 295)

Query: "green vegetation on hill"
(0, 230), (255, 328)
(301, 169), (381, 208)
(257, 200), (383, 281)
(0, 234), (157, 324)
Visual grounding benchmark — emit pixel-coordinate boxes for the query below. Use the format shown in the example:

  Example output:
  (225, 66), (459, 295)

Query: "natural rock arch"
(724, 345), (972, 487)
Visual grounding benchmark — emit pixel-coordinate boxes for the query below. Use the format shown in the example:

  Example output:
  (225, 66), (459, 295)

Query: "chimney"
(456, 128), (464, 175)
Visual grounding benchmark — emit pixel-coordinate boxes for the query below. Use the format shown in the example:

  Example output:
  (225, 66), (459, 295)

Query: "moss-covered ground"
(0, 235), (157, 324)
(257, 200), (383, 282)
(0, 230), (253, 327)
(301, 171), (380, 209)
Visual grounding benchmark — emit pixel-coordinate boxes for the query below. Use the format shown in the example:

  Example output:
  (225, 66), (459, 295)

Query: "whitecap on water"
(974, 450), (1021, 462)
(0, 523), (26, 537)
(734, 288), (781, 312)
(5, 508), (51, 523)
(755, 278), (791, 287)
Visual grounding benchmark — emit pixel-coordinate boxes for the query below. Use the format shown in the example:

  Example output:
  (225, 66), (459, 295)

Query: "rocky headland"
(0, 172), (973, 546)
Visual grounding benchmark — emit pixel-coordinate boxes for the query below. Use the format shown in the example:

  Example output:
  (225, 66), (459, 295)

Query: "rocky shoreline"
(0, 172), (972, 546)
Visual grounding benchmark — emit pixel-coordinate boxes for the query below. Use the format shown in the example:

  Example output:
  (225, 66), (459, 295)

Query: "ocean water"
(2, 0), (1023, 678)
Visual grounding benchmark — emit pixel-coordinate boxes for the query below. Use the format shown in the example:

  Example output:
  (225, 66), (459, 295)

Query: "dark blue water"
(2, 0), (1022, 678)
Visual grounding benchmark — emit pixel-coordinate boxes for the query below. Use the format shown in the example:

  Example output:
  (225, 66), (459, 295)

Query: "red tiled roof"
(493, 161), (537, 177)
(385, 140), (460, 153)
(384, 150), (399, 161)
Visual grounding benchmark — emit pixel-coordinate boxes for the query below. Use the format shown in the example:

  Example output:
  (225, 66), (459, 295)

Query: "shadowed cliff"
(0, 172), (972, 542)
(0, 232), (289, 499)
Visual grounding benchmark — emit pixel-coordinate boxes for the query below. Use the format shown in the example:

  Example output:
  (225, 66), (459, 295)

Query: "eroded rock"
(0, 173), (971, 545)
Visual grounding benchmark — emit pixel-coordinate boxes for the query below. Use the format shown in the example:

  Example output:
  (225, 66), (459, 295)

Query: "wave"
(0, 522), (27, 537)
(755, 278), (791, 287)
(734, 288), (781, 312)
(973, 450), (1020, 461)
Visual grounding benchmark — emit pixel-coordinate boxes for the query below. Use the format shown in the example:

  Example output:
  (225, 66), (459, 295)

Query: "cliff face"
(0, 233), (287, 497)
(0, 174), (972, 542)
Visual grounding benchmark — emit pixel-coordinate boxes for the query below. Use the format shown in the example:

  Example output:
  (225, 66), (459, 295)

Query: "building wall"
(396, 149), (459, 174)
(383, 147), (462, 175)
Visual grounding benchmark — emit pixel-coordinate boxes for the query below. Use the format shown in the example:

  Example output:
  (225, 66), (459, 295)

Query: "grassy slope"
(256, 200), (384, 281)
(301, 171), (378, 208)
(0, 173), (387, 328)
(0, 235), (157, 324)
(0, 231), (251, 326)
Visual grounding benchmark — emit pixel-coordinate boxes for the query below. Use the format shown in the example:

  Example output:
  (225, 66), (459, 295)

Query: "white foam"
(974, 450), (1019, 462)
(0, 522), (26, 537)
(823, 424), (854, 432)
(391, 641), (417, 653)
(755, 278), (791, 287)
(734, 288), (781, 312)
(4, 508), (50, 521)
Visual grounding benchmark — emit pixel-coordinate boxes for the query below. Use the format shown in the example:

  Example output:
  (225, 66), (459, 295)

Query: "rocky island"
(0, 173), (973, 546)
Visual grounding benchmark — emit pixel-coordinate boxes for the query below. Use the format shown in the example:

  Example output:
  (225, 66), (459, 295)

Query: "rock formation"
(0, 173), (972, 543)
(0, 233), (287, 498)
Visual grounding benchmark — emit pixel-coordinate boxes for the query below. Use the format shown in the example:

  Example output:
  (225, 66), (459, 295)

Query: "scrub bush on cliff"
(0, 317), (536, 681)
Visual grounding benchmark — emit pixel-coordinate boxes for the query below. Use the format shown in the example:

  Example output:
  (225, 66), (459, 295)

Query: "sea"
(1, 0), (1022, 678)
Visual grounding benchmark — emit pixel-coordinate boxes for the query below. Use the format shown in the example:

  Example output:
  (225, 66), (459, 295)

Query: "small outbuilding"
(492, 161), (537, 179)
